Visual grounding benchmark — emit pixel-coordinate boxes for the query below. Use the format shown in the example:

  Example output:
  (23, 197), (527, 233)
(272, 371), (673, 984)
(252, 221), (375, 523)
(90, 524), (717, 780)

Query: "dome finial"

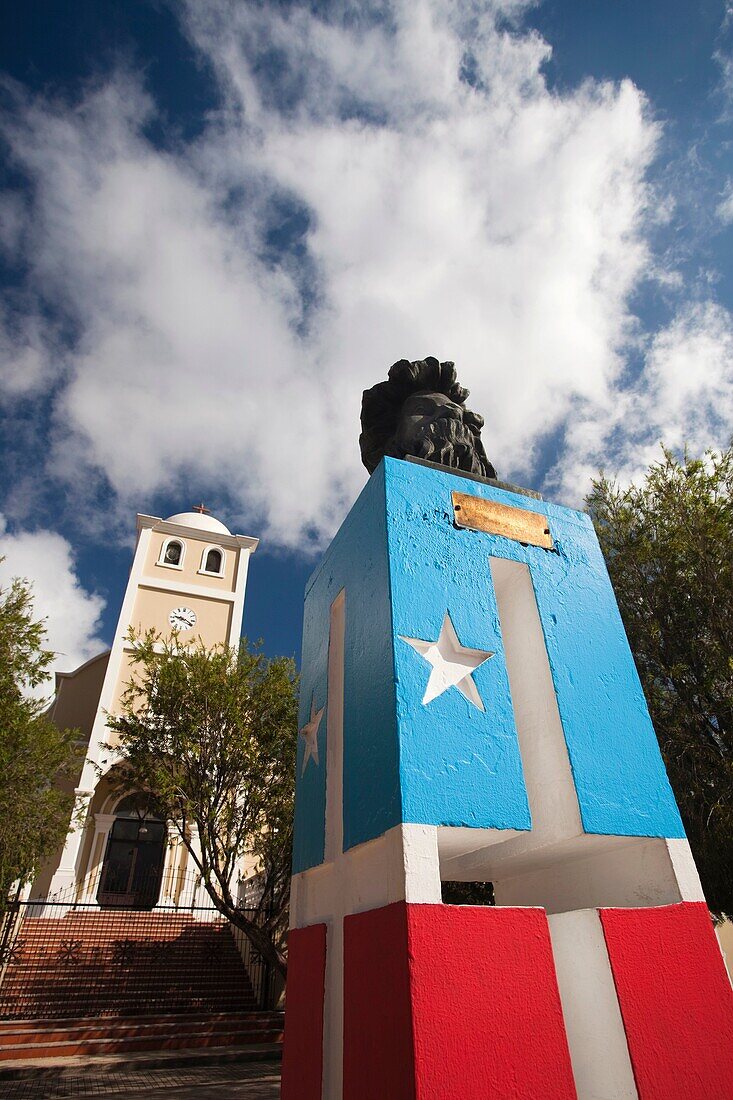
(165, 507), (231, 535)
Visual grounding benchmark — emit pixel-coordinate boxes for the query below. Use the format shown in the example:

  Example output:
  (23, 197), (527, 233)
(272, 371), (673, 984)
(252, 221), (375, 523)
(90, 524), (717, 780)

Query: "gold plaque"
(451, 491), (553, 549)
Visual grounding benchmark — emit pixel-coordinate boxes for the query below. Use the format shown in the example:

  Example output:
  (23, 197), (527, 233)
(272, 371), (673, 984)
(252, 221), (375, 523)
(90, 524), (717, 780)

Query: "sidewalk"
(0, 1060), (281, 1099)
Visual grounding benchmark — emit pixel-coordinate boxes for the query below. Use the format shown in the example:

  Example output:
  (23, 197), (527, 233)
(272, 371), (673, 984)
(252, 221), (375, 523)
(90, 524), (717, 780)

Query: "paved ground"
(0, 1061), (281, 1099)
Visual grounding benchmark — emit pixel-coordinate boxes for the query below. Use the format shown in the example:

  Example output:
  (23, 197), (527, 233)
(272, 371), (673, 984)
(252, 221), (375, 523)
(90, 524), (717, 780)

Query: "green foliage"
(441, 881), (495, 906)
(105, 632), (298, 978)
(0, 566), (82, 909)
(587, 445), (733, 918)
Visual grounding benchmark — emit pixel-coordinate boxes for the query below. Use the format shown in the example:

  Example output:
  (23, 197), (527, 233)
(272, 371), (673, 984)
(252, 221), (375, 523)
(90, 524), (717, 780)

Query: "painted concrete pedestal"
(281, 458), (733, 1100)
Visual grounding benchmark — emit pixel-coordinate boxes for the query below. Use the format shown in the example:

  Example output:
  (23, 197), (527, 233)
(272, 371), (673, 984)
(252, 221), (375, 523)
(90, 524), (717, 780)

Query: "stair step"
(0, 1010), (282, 1029)
(0, 1008), (285, 1063)
(0, 1018), (283, 1045)
(0, 911), (266, 1025)
(0, 1041), (283, 1079)
(0, 1027), (284, 1061)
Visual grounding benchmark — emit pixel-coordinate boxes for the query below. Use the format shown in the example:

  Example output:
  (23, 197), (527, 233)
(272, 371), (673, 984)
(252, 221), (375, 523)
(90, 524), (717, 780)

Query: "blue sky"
(1, 0), (732, 680)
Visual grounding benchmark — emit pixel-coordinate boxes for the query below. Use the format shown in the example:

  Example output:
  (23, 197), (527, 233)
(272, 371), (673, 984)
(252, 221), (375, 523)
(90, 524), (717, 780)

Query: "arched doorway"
(97, 795), (166, 908)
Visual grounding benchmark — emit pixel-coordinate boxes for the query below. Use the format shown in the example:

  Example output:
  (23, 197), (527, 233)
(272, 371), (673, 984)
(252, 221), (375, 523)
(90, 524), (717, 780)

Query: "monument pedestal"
(282, 457), (733, 1100)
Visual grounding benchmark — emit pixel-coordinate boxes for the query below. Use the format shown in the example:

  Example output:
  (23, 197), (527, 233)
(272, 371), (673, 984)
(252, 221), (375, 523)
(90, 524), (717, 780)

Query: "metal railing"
(0, 882), (278, 1019)
(28, 861), (258, 912)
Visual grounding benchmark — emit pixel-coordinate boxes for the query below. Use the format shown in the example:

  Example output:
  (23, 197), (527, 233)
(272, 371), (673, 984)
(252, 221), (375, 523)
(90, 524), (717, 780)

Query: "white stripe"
(548, 910), (638, 1100)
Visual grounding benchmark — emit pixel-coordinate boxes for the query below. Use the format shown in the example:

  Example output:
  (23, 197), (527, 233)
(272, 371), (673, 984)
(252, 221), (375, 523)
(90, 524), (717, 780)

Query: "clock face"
(169, 606), (197, 631)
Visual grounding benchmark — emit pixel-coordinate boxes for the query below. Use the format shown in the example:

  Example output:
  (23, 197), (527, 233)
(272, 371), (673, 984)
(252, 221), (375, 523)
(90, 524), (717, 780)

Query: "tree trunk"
(201, 879), (288, 980)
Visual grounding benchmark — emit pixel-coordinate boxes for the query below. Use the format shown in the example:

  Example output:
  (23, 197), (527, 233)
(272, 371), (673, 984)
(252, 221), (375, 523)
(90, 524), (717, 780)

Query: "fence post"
(0, 896), (23, 995)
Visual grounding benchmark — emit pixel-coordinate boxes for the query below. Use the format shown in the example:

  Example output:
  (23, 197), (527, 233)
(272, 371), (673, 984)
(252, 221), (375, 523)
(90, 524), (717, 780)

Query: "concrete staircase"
(0, 909), (282, 1063)
(0, 1011), (284, 1062)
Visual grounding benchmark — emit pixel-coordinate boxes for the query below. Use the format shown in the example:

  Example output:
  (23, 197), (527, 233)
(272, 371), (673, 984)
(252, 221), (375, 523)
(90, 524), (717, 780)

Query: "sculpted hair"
(359, 356), (496, 478)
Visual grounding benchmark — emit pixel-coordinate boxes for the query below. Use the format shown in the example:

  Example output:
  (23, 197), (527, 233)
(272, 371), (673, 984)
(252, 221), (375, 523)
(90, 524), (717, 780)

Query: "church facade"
(31, 508), (259, 910)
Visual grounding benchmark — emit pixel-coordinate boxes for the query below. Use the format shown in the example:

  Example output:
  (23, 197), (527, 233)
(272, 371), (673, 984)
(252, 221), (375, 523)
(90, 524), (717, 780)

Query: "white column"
(48, 788), (95, 899)
(187, 825), (208, 911)
(77, 526), (153, 792)
(159, 824), (181, 906)
(548, 910), (638, 1100)
(80, 812), (115, 901)
(228, 545), (255, 648)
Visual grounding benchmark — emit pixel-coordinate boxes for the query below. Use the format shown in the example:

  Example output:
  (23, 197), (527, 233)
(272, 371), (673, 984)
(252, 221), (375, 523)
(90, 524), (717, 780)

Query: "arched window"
(205, 548), (222, 573)
(158, 538), (184, 569)
(199, 545), (225, 576)
(165, 541), (182, 565)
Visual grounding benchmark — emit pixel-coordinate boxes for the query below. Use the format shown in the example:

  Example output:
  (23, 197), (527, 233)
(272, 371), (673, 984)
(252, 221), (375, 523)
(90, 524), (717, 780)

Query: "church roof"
(165, 511), (231, 535)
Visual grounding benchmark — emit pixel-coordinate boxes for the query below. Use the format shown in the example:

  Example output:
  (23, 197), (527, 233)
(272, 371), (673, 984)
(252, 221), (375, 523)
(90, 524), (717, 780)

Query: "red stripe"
(344, 901), (416, 1100)
(600, 902), (733, 1099)
(281, 923), (326, 1100)
(344, 902), (576, 1099)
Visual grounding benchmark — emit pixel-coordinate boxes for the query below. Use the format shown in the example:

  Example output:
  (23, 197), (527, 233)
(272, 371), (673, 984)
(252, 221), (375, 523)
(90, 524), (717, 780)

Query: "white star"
(299, 695), (325, 775)
(400, 611), (494, 711)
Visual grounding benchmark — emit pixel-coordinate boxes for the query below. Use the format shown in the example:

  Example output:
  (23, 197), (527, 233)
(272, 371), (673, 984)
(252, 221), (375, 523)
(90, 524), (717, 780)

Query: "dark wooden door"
(97, 817), (166, 908)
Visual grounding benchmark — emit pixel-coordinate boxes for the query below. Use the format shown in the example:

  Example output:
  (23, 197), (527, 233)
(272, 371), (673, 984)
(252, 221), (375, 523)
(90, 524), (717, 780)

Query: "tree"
(105, 632), (298, 979)
(441, 881), (495, 905)
(0, 567), (82, 910)
(587, 445), (733, 918)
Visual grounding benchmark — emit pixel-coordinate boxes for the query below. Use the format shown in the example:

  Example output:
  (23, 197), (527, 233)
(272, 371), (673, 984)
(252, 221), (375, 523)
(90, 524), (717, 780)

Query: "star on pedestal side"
(299, 696), (325, 775)
(400, 611), (494, 711)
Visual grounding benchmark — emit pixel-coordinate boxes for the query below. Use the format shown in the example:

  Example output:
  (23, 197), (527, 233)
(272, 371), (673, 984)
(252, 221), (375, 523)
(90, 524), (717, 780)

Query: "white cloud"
(717, 182), (733, 224)
(554, 300), (733, 496)
(0, 0), (725, 544)
(0, 304), (54, 396)
(714, 4), (733, 120)
(0, 516), (106, 691)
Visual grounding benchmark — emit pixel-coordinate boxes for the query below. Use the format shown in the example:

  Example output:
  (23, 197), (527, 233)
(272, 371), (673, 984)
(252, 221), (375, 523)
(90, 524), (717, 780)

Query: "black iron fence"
(0, 877), (278, 1020)
(25, 861), (260, 913)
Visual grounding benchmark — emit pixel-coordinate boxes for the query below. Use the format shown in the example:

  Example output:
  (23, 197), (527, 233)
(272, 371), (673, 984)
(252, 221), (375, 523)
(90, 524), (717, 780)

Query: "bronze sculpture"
(360, 357), (496, 479)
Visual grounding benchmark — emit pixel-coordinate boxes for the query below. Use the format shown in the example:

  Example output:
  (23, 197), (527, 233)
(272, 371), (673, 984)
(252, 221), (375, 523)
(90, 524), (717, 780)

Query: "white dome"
(166, 511), (231, 535)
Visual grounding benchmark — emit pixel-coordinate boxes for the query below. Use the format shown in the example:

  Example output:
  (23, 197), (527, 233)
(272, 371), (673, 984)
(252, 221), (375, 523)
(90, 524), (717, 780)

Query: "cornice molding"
(54, 649), (111, 689)
(136, 514), (258, 553)
(137, 577), (237, 602)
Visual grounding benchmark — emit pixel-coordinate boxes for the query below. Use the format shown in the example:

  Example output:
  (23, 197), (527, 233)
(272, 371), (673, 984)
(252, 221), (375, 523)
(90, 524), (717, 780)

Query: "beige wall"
(105, 648), (152, 736)
(32, 654), (111, 895)
(145, 531), (239, 590)
(35, 515), (253, 903)
(50, 652), (110, 750)
(111, 648), (137, 708)
(104, 535), (238, 734)
(126, 586), (233, 650)
(31, 856), (60, 900)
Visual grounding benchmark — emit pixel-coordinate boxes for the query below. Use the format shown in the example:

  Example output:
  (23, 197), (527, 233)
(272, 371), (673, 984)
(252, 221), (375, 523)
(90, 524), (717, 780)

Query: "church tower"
(46, 507), (258, 900)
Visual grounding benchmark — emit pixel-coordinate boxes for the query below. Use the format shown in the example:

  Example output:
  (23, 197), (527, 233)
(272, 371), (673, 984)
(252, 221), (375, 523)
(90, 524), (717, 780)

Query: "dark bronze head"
(360, 357), (496, 479)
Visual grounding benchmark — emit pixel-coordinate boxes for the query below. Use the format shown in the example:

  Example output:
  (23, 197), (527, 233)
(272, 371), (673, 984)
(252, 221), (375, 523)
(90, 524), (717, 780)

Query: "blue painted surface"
(292, 577), (329, 874)
(384, 459), (684, 839)
(293, 465), (399, 872)
(292, 457), (684, 873)
(530, 520), (686, 837)
(386, 464), (531, 835)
